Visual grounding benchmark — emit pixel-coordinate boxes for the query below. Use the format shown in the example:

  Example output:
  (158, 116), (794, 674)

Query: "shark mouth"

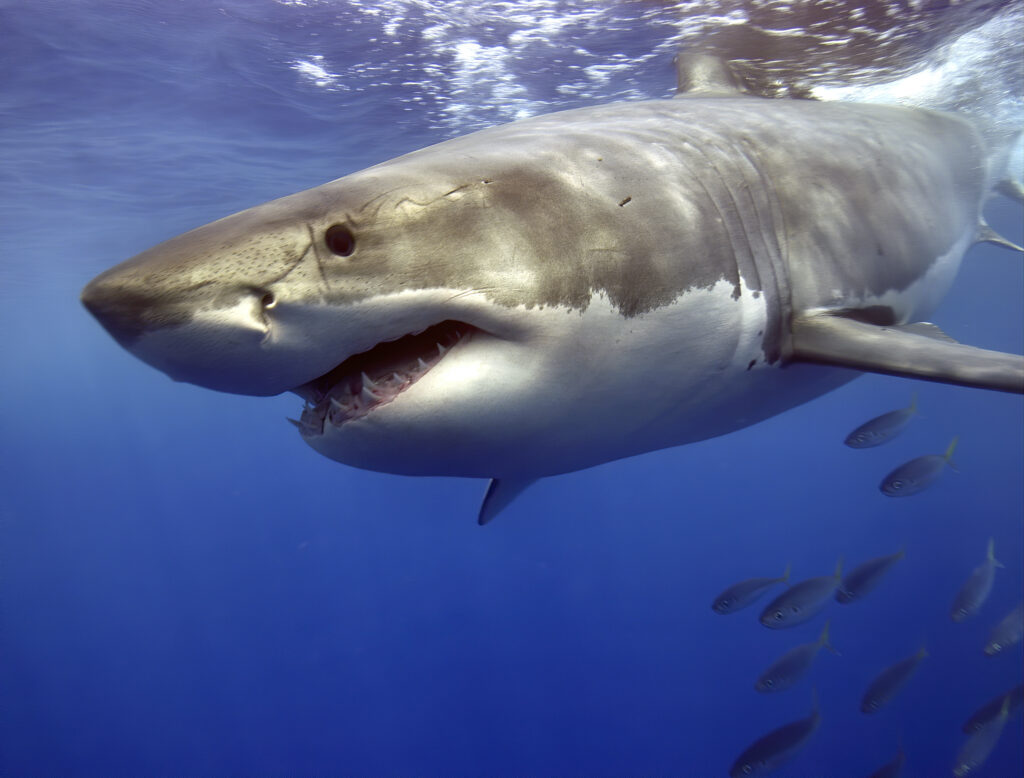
(289, 320), (473, 436)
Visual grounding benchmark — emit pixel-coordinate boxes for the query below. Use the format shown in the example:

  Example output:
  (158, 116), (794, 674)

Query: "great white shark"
(81, 55), (1023, 523)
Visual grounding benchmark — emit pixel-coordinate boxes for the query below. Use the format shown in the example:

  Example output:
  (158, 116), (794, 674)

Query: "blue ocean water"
(1, 1), (1022, 775)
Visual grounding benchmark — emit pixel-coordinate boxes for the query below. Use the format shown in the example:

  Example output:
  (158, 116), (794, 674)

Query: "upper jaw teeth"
(291, 323), (473, 437)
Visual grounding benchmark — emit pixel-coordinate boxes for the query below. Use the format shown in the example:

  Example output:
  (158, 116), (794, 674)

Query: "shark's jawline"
(292, 320), (475, 435)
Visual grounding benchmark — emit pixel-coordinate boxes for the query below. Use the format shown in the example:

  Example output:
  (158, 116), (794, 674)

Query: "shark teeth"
(289, 414), (324, 437)
(290, 320), (474, 436)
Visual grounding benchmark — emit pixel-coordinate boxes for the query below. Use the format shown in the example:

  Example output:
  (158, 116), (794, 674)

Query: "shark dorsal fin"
(673, 53), (745, 98)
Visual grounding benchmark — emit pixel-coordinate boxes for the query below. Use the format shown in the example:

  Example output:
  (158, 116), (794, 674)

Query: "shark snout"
(81, 271), (193, 347)
(81, 263), (290, 394)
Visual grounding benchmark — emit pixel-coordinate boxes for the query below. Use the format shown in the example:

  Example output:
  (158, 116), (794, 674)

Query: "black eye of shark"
(289, 320), (474, 437)
(324, 224), (355, 256)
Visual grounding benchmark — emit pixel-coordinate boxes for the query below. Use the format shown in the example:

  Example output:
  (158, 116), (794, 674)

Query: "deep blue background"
(1, 1), (1021, 775)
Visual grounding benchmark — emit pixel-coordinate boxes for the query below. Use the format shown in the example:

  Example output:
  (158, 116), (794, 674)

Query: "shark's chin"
(289, 320), (476, 436)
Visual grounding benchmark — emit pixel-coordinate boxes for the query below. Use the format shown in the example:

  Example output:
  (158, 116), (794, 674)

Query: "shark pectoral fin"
(790, 314), (1024, 394)
(477, 478), (537, 526)
(996, 179), (1024, 203)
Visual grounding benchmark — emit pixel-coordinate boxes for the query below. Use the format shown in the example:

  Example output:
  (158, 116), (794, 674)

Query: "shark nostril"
(260, 291), (276, 309)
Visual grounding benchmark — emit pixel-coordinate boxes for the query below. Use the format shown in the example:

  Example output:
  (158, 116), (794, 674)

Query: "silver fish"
(962, 684), (1023, 734)
(951, 537), (1004, 622)
(984, 600), (1023, 655)
(729, 690), (820, 777)
(755, 621), (838, 693)
(953, 694), (1012, 776)
(760, 559), (842, 629)
(836, 549), (905, 604)
(867, 744), (906, 778)
(845, 394), (918, 448)
(861, 645), (928, 714)
(879, 436), (958, 496)
(712, 563), (791, 614)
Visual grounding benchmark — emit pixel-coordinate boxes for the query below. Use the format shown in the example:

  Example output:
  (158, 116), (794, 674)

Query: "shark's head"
(82, 111), (785, 478)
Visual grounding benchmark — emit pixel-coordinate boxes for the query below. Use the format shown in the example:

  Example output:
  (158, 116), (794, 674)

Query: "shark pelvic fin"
(977, 222), (1024, 253)
(478, 478), (537, 526)
(790, 314), (1024, 394)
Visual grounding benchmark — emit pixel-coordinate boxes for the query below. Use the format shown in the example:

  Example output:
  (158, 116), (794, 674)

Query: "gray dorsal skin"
(79, 53), (1024, 518)
(984, 600), (1024, 656)
(951, 538), (1004, 622)
(860, 646), (928, 714)
(962, 684), (1024, 733)
(836, 549), (905, 603)
(729, 691), (820, 777)
(792, 315), (1024, 394)
(711, 563), (791, 614)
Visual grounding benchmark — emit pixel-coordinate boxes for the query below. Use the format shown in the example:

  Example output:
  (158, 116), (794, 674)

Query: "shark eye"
(325, 224), (356, 256)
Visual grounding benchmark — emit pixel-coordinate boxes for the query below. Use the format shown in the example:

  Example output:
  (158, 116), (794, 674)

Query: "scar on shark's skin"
(81, 53), (1024, 524)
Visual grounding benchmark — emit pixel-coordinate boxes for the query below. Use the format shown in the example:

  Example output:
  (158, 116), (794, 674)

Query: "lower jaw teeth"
(289, 323), (472, 437)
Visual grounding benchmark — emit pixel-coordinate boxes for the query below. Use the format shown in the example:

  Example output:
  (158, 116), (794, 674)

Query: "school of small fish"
(711, 396), (1021, 776)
